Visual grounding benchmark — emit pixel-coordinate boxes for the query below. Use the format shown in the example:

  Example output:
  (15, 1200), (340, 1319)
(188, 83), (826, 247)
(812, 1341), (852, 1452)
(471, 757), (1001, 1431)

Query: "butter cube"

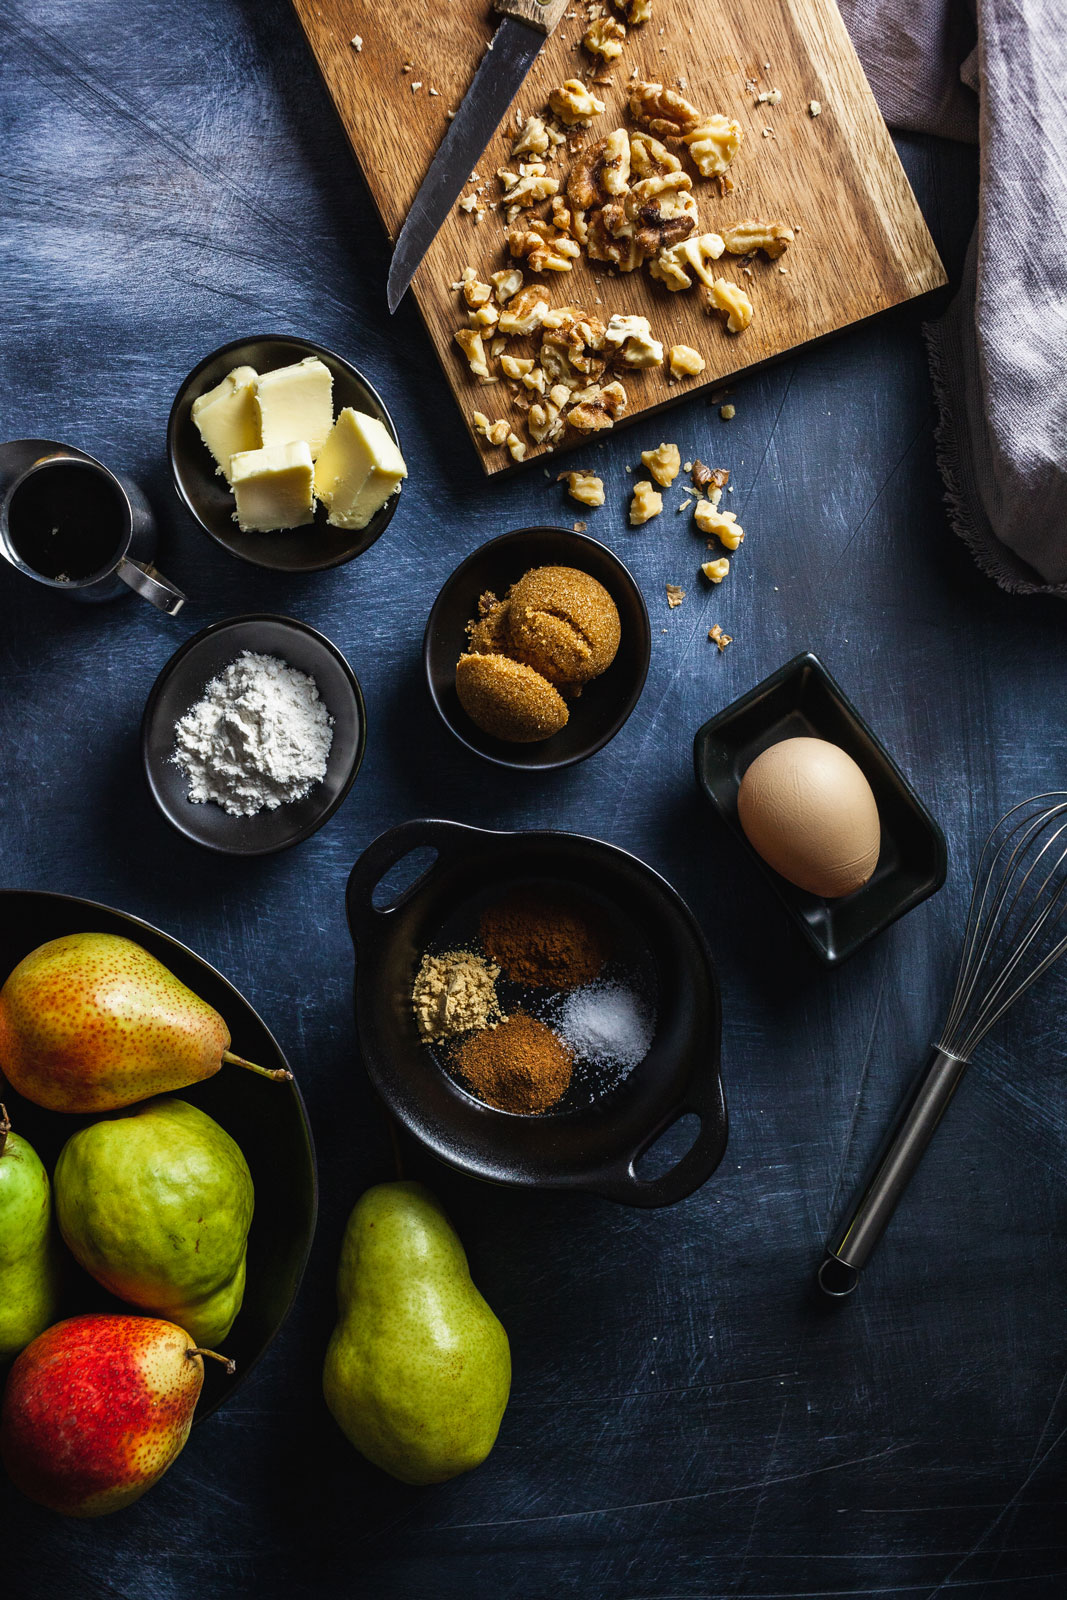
(254, 357), (334, 459)
(191, 365), (260, 484)
(230, 442), (315, 533)
(314, 408), (407, 531)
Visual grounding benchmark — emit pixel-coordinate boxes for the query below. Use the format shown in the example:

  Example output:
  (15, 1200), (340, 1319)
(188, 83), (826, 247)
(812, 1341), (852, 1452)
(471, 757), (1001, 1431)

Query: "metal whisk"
(818, 793), (1067, 1296)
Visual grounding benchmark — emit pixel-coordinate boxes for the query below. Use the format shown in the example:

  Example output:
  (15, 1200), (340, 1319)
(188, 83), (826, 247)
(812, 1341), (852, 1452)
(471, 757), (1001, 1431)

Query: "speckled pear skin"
(323, 1181), (511, 1485)
(0, 1314), (204, 1517)
(54, 1098), (254, 1347)
(0, 933), (232, 1112)
(0, 1122), (64, 1362)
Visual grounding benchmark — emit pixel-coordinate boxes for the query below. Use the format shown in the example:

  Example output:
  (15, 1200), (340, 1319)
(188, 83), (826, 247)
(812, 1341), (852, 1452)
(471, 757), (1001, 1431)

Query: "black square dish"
(693, 652), (946, 964)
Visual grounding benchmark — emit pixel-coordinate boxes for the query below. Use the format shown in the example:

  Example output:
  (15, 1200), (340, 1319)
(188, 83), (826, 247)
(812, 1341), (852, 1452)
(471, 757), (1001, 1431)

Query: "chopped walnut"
(472, 413), (509, 446)
(528, 399), (564, 444)
(512, 115), (551, 158)
(625, 170), (697, 258)
(549, 79), (605, 127)
(507, 216), (581, 273)
(491, 267), (524, 303)
(584, 205), (642, 272)
(665, 583), (686, 607)
(629, 479), (663, 524)
(705, 279), (753, 333)
(462, 273), (493, 308)
(541, 306), (607, 380)
(499, 165), (560, 221)
(648, 232), (725, 291)
(567, 128), (631, 211)
(683, 115), (743, 178)
(490, 336), (507, 358)
(628, 131), (682, 179)
(506, 432), (526, 462)
(692, 461), (729, 493)
(629, 81), (701, 138)
(558, 470), (606, 507)
(583, 16), (626, 59)
(468, 302), (500, 329)
(501, 354), (534, 379)
(605, 313), (664, 367)
(669, 344), (705, 378)
(613, 0), (651, 20)
(641, 441), (681, 487)
(566, 379), (627, 432)
(701, 557), (730, 583)
(498, 285), (551, 335)
(454, 327), (489, 377)
(721, 219), (794, 259)
(458, 193), (483, 216)
(695, 499), (743, 549)
(708, 624), (732, 651)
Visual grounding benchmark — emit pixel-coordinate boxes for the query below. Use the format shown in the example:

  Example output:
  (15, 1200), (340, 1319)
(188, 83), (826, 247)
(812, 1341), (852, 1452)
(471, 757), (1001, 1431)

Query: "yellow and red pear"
(0, 1313), (232, 1517)
(0, 932), (289, 1112)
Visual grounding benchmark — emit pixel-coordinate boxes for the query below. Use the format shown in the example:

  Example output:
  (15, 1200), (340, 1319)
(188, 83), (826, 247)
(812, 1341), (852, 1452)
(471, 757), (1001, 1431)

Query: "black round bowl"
(167, 335), (403, 573)
(347, 819), (728, 1207)
(142, 614), (366, 856)
(0, 890), (317, 1421)
(423, 527), (651, 771)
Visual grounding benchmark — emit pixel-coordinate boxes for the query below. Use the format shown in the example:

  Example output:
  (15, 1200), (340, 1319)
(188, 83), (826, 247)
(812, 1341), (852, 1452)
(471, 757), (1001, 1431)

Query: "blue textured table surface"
(2, 2), (1065, 1596)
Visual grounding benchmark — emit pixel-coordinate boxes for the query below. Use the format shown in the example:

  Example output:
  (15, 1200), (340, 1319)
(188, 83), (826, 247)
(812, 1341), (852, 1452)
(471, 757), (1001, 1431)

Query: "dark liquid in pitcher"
(7, 463), (126, 581)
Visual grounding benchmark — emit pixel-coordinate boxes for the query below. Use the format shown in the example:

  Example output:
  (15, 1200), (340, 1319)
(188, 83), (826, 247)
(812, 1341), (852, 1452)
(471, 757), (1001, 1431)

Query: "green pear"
(323, 1181), (510, 1484)
(0, 932), (291, 1113)
(54, 1098), (254, 1347)
(0, 1106), (63, 1362)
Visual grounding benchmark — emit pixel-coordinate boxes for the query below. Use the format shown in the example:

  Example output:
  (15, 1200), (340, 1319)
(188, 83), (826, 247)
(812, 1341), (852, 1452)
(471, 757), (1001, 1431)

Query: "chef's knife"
(386, 0), (571, 313)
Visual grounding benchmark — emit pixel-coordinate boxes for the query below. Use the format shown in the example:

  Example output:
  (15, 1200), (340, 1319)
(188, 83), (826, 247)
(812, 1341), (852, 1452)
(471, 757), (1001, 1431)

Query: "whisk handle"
(817, 1047), (969, 1296)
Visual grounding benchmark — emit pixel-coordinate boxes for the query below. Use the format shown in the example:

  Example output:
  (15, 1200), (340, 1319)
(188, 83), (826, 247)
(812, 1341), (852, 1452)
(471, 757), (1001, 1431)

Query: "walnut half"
(721, 219), (795, 259)
(629, 80), (701, 138)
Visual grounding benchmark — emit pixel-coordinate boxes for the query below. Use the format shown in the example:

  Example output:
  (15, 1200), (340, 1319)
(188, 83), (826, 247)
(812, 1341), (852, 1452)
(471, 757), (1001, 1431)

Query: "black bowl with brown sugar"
(346, 818), (728, 1208)
(424, 527), (651, 771)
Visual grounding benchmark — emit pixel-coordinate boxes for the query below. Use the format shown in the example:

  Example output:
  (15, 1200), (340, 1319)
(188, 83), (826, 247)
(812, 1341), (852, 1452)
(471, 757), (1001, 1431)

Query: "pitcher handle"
(116, 556), (187, 616)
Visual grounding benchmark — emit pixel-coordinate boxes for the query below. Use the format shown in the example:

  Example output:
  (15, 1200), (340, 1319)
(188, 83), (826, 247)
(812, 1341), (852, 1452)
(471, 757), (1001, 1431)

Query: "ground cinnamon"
(453, 1011), (574, 1113)
(479, 887), (612, 989)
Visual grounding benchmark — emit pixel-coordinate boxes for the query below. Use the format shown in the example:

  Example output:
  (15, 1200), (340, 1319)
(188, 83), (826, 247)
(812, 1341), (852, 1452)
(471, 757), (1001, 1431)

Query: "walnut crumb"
(665, 584), (685, 607)
(809, 100), (822, 117)
(720, 404), (736, 420)
(350, 34), (363, 50)
(708, 624), (732, 651)
(573, 520), (588, 532)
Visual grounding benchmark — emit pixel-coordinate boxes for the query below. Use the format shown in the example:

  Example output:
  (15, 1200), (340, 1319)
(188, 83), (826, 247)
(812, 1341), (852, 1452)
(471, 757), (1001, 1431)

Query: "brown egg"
(737, 737), (881, 898)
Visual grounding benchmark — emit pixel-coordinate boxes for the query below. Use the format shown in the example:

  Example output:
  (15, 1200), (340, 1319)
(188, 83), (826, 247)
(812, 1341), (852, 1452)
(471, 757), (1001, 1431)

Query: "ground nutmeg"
(453, 1011), (574, 1113)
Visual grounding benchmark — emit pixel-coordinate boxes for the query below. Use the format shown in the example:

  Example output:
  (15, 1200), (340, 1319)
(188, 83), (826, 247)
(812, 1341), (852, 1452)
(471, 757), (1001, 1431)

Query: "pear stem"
(0, 1103), (9, 1161)
(188, 1347), (237, 1375)
(221, 1050), (293, 1083)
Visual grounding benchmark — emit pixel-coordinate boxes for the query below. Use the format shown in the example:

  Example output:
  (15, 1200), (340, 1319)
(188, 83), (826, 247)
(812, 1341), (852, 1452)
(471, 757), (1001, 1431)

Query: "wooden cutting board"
(289, 0), (946, 475)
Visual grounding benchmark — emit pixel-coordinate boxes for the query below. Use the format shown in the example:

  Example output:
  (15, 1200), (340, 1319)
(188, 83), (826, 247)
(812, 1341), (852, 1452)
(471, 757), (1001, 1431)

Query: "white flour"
(173, 650), (334, 817)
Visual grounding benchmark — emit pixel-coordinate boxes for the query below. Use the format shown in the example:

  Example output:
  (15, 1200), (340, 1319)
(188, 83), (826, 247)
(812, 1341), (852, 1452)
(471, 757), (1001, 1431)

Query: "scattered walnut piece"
(630, 479), (663, 525)
(528, 399), (564, 444)
(583, 15), (626, 60)
(501, 355), (534, 380)
(720, 403), (736, 420)
(559, 470), (605, 507)
(624, 170), (697, 258)
(683, 115), (743, 178)
(708, 624), (732, 652)
(808, 99), (822, 117)
(755, 87), (782, 106)
(692, 461), (729, 493)
(605, 313), (663, 367)
(513, 115), (551, 158)
(567, 379), (628, 432)
(629, 80), (701, 138)
(721, 219), (794, 260)
(498, 285), (551, 335)
(508, 216), (581, 273)
(455, 327), (489, 377)
(669, 344), (705, 378)
(458, 271), (492, 308)
(701, 557), (730, 583)
(614, 0), (651, 21)
(549, 79), (606, 127)
(458, 193), (482, 217)
(350, 35), (363, 51)
(523, 366), (547, 393)
(641, 441), (681, 487)
(506, 432), (526, 462)
(499, 164), (560, 220)
(666, 584), (686, 607)
(705, 279), (753, 333)
(491, 267), (524, 303)
(649, 232), (725, 291)
(695, 499), (743, 549)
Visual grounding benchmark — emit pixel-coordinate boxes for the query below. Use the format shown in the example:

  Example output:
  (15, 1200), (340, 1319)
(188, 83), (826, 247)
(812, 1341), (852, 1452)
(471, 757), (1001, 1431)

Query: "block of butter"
(314, 408), (408, 531)
(254, 357), (334, 460)
(230, 441), (315, 533)
(191, 365), (260, 485)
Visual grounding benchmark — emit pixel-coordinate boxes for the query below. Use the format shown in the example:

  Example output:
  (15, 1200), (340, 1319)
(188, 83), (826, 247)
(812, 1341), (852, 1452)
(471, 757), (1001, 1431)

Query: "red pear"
(0, 1313), (233, 1517)
(0, 932), (290, 1112)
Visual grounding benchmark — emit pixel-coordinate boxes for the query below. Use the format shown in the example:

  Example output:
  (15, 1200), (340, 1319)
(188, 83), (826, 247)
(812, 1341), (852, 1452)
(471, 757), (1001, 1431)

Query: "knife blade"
(386, 0), (570, 313)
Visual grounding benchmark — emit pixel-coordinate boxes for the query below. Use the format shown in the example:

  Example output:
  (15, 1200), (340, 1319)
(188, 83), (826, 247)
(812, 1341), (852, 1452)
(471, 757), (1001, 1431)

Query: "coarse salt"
(553, 983), (654, 1070)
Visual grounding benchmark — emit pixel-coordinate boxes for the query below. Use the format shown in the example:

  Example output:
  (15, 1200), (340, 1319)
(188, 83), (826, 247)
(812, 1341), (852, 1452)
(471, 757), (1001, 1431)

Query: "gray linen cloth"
(838, 0), (1067, 593)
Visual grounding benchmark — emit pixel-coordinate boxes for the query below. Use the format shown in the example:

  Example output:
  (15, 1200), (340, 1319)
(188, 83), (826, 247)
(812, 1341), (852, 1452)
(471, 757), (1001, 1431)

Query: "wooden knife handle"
(493, 0), (570, 35)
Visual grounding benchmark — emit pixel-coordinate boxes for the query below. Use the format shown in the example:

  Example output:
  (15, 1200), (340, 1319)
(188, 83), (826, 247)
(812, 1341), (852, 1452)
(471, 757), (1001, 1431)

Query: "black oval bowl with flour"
(142, 614), (366, 855)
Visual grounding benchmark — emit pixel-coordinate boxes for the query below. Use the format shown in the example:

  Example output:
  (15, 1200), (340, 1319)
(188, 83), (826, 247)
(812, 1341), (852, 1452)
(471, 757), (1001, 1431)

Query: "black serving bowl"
(167, 335), (403, 573)
(142, 614), (365, 856)
(347, 819), (728, 1206)
(424, 527), (651, 771)
(0, 891), (317, 1421)
(693, 652), (947, 964)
